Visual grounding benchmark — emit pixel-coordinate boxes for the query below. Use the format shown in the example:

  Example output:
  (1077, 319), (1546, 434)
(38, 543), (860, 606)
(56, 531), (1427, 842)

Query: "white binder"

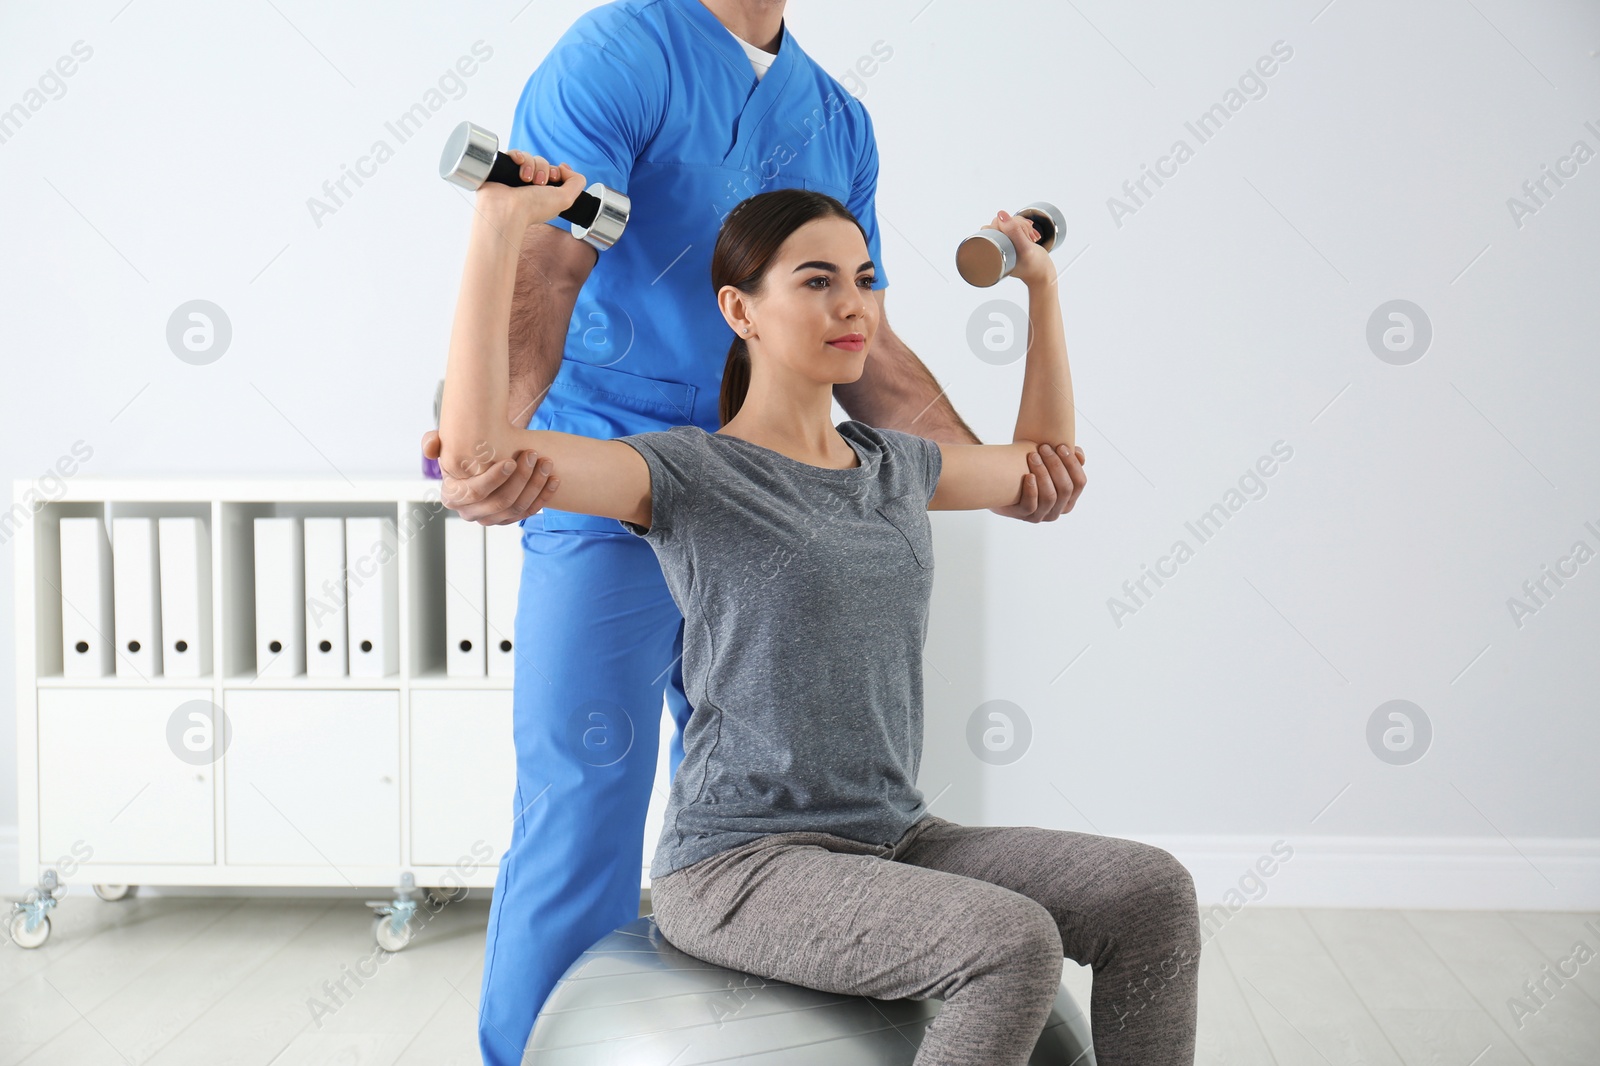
(111, 517), (162, 679)
(303, 517), (348, 678)
(485, 522), (523, 678)
(158, 516), (212, 678)
(60, 516), (114, 678)
(253, 517), (304, 679)
(345, 516), (398, 678)
(444, 516), (485, 677)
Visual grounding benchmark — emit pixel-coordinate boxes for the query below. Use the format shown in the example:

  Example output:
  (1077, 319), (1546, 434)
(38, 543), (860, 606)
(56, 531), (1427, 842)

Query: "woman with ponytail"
(439, 154), (1200, 1066)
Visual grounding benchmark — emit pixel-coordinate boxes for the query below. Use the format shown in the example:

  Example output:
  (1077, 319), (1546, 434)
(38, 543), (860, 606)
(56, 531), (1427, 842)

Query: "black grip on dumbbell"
(484, 153), (602, 231)
(1016, 208), (1057, 247)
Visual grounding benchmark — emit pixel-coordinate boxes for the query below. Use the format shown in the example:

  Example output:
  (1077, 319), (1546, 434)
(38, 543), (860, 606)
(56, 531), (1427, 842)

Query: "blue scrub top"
(508, 0), (890, 532)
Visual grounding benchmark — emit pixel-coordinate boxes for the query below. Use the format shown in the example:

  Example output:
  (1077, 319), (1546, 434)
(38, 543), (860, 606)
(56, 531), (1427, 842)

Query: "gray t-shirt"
(613, 420), (943, 880)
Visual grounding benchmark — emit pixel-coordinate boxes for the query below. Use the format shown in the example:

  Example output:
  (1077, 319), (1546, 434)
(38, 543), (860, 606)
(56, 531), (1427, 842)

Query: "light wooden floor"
(2, 895), (1597, 1064)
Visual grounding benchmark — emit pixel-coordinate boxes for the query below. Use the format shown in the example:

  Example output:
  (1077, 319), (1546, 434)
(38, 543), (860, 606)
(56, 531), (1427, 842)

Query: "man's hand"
(990, 442), (1087, 522)
(421, 428), (561, 526)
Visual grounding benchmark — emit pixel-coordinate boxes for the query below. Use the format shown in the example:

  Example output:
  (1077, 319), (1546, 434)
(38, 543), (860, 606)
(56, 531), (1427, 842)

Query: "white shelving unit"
(10, 478), (523, 947)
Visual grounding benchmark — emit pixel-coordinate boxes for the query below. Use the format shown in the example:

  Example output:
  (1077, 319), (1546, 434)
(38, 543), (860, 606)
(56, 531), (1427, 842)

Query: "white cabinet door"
(410, 689), (515, 866)
(38, 688), (216, 864)
(223, 690), (399, 867)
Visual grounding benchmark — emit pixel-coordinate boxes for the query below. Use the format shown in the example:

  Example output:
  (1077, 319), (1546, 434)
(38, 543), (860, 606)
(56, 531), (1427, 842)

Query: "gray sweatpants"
(649, 813), (1200, 1066)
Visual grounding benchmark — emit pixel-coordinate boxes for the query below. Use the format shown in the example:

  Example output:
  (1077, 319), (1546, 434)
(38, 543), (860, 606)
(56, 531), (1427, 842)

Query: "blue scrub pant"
(477, 515), (692, 1066)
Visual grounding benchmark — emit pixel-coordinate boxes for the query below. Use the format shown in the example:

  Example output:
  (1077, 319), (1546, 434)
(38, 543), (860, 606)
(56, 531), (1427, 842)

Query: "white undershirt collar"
(730, 26), (779, 80)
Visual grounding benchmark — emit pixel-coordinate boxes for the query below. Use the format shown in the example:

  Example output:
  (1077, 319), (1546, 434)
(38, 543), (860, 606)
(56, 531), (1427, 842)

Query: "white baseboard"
(6, 825), (1598, 910)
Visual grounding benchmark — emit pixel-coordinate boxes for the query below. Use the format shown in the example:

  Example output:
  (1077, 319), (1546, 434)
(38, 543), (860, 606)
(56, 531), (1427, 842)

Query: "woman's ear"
(718, 285), (753, 337)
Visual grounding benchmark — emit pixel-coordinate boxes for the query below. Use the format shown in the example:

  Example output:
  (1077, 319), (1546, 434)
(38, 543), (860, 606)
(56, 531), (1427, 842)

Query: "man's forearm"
(506, 228), (585, 430)
(836, 320), (982, 446)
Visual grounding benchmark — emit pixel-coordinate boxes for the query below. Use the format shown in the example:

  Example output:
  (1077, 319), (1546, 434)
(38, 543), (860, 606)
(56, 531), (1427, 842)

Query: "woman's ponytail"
(719, 336), (751, 426)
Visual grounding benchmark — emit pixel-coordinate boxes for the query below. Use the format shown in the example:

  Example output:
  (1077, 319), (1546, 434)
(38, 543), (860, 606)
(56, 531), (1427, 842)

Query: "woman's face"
(723, 216), (880, 387)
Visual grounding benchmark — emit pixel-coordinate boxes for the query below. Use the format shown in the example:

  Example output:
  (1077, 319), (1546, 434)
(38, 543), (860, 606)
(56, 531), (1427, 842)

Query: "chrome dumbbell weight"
(439, 120), (631, 252)
(955, 201), (1065, 287)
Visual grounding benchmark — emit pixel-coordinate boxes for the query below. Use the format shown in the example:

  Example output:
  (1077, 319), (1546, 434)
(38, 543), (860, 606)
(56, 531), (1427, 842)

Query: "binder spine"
(304, 517), (349, 678)
(346, 516), (399, 679)
(60, 516), (114, 678)
(111, 517), (162, 679)
(444, 516), (486, 678)
(253, 517), (305, 679)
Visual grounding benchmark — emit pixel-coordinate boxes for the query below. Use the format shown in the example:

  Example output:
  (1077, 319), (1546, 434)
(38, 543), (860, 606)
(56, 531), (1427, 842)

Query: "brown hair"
(712, 188), (869, 426)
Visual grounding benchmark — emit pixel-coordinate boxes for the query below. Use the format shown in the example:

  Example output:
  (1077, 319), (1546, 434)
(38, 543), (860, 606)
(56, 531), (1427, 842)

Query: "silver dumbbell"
(439, 121), (631, 252)
(955, 201), (1065, 287)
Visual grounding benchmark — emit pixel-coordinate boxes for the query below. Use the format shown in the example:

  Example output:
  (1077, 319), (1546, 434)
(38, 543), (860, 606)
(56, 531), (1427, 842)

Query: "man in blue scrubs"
(423, 2), (1086, 1062)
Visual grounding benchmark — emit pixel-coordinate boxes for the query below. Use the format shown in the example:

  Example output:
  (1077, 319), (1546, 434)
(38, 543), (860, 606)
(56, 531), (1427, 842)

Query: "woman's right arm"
(496, 431), (652, 529)
(437, 153), (654, 531)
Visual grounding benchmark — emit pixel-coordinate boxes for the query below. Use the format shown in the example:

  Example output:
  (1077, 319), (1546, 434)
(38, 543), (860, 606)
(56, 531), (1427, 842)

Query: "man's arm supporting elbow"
(835, 289), (982, 446)
(506, 221), (597, 429)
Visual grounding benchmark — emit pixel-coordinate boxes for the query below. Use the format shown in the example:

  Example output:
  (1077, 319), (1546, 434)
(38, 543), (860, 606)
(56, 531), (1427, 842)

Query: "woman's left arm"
(930, 211), (1080, 512)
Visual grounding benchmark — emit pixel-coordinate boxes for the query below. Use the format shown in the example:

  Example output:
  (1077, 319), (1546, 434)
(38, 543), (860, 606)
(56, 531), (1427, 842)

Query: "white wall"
(2, 0), (1597, 908)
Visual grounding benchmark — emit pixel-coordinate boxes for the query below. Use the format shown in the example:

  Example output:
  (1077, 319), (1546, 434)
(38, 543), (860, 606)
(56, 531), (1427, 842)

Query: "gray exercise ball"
(523, 915), (1096, 1065)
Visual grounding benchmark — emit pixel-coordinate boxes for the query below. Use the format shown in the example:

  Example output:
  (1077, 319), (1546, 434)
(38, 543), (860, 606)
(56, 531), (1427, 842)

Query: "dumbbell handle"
(440, 121), (630, 251)
(475, 149), (602, 230)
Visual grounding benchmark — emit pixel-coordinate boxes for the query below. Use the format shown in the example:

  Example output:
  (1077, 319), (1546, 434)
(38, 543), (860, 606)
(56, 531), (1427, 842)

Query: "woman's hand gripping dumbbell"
(439, 120), (630, 250)
(472, 153), (590, 232)
(957, 202), (1065, 287)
